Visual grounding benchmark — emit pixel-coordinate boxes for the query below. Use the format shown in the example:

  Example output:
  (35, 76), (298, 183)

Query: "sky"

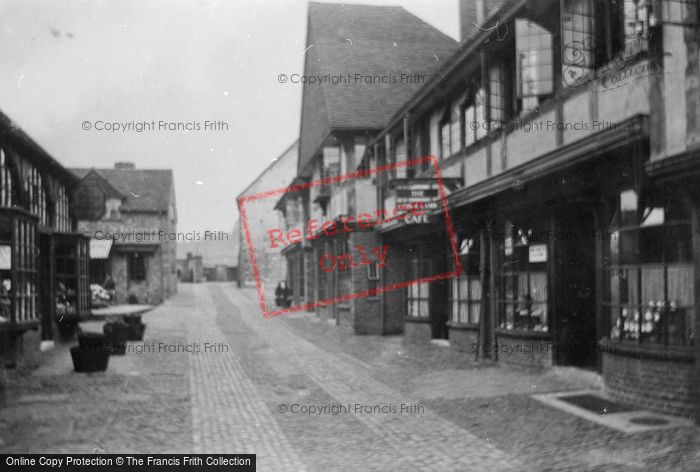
(0, 0), (459, 234)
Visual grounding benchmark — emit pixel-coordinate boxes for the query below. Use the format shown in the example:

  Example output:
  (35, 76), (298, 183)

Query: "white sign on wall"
(528, 244), (547, 263)
(0, 245), (10, 270)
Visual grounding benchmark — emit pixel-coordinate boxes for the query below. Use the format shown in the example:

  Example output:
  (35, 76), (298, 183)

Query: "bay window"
(605, 189), (694, 346)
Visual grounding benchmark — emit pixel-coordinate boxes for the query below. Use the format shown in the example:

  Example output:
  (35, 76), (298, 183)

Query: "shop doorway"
(430, 280), (449, 339)
(39, 233), (53, 340)
(555, 204), (597, 369)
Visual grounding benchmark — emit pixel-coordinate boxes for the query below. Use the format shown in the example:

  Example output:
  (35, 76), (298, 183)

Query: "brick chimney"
(459, 0), (504, 42)
(114, 161), (135, 170)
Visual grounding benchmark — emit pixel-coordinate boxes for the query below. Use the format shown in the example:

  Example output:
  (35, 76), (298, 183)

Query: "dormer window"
(105, 198), (122, 220)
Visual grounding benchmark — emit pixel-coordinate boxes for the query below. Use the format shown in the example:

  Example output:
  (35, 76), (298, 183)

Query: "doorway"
(555, 203), (598, 369)
(39, 233), (53, 340)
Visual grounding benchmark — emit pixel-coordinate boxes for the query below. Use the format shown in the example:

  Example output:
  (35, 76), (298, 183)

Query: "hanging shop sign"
(393, 181), (442, 224)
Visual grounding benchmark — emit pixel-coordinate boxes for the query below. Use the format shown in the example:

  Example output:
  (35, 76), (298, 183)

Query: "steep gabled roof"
(237, 140), (299, 199)
(298, 2), (459, 175)
(78, 169), (126, 200)
(71, 167), (174, 213)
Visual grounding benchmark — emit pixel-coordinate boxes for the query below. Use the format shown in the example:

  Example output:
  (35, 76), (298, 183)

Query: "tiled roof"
(71, 167), (174, 213)
(0, 110), (79, 187)
(298, 2), (459, 175)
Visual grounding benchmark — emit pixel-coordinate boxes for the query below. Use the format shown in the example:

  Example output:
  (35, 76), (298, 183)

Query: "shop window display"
(606, 189), (694, 345)
(497, 221), (549, 332)
(0, 211), (39, 325)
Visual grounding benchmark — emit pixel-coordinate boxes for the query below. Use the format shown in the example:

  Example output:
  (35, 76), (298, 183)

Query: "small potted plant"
(71, 328), (110, 372)
(123, 314), (146, 341)
(103, 318), (129, 355)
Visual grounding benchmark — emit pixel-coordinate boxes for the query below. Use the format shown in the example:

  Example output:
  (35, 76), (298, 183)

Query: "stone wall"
(603, 350), (695, 419)
(79, 211), (177, 305)
(494, 331), (554, 369)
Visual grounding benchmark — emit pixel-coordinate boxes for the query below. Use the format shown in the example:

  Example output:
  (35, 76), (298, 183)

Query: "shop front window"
(0, 210), (39, 324)
(25, 166), (49, 227)
(407, 253), (431, 318)
(451, 238), (481, 324)
(55, 186), (72, 232)
(55, 235), (90, 317)
(606, 189), (694, 345)
(497, 221), (549, 331)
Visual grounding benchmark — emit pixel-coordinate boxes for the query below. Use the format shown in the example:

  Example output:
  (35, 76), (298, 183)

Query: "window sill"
(495, 328), (551, 339)
(600, 338), (694, 363)
(404, 316), (431, 323)
(447, 321), (479, 330)
(0, 319), (40, 332)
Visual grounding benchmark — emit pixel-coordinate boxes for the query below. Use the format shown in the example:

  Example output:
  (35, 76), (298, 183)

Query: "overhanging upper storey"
(297, 2), (459, 179)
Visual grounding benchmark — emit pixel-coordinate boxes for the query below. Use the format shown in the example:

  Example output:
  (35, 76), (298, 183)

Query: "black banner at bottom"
(2, 454), (256, 471)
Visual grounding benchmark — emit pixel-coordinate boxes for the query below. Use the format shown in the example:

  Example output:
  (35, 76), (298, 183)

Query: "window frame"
(496, 220), (550, 332)
(450, 238), (482, 325)
(605, 188), (694, 346)
(407, 251), (431, 319)
(128, 252), (147, 282)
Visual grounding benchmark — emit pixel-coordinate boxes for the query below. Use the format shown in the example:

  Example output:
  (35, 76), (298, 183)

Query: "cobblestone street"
(2, 283), (699, 471)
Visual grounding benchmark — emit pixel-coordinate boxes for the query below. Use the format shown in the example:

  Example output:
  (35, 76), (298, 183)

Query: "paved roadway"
(1, 283), (699, 471)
